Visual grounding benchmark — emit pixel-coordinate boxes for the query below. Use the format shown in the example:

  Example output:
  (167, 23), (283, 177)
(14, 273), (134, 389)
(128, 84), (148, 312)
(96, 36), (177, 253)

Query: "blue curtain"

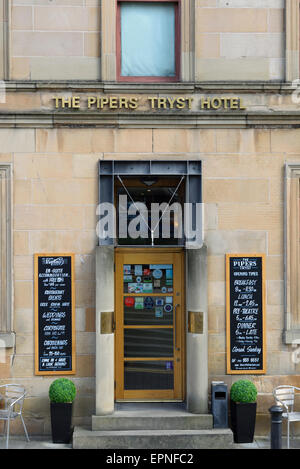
(121, 2), (176, 77)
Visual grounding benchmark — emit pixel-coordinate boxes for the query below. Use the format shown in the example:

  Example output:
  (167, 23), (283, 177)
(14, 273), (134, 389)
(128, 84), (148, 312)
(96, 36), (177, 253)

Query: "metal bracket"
(100, 312), (114, 334)
(188, 311), (204, 334)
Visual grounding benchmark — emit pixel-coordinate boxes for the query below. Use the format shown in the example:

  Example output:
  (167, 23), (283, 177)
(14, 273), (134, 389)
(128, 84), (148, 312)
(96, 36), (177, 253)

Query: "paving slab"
(2, 434), (300, 450)
(73, 426), (235, 449)
(0, 435), (71, 450)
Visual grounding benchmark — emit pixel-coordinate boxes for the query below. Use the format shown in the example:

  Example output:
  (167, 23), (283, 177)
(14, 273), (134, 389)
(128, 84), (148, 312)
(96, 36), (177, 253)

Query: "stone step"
(92, 411), (213, 431)
(73, 427), (234, 450)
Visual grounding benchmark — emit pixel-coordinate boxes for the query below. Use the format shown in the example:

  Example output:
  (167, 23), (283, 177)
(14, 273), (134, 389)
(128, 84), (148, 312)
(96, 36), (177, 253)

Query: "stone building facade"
(0, 0), (300, 438)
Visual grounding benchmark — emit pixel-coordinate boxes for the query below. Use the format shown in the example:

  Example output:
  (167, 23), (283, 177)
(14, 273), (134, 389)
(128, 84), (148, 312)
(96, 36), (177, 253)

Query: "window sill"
(0, 332), (15, 348)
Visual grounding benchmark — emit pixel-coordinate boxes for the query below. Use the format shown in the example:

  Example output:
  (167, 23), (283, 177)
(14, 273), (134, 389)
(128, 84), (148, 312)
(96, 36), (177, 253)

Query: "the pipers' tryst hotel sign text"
(53, 96), (247, 111)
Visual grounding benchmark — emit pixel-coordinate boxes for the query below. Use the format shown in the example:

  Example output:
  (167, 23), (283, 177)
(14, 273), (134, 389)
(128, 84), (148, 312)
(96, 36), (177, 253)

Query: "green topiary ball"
(230, 379), (257, 403)
(49, 378), (76, 403)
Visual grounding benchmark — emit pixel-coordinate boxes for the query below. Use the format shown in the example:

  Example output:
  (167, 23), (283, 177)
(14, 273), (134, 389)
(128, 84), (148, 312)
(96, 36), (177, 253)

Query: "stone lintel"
(0, 111), (300, 129)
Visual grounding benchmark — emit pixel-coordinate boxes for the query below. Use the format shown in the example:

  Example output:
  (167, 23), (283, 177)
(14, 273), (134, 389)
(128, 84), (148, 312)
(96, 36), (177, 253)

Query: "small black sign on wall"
(226, 254), (266, 375)
(34, 254), (76, 375)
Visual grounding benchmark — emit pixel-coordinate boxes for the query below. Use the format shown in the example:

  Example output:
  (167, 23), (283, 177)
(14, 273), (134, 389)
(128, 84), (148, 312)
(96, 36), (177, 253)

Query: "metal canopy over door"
(115, 248), (185, 400)
(98, 160), (202, 247)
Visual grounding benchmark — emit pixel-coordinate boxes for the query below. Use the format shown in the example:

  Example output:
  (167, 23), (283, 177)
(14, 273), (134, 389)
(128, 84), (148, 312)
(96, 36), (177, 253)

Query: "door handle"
(174, 304), (180, 351)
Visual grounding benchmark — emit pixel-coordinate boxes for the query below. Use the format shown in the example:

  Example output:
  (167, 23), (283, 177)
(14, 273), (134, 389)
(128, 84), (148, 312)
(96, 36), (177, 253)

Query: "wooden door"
(115, 248), (185, 400)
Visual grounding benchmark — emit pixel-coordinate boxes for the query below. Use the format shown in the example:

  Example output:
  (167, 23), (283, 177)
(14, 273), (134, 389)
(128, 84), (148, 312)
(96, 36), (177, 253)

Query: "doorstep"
(73, 402), (234, 449)
(72, 426), (235, 449)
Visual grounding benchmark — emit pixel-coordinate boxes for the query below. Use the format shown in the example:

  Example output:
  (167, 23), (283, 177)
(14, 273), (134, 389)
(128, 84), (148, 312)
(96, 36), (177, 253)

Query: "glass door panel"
(123, 264), (174, 294)
(124, 361), (174, 390)
(124, 328), (174, 357)
(124, 296), (173, 326)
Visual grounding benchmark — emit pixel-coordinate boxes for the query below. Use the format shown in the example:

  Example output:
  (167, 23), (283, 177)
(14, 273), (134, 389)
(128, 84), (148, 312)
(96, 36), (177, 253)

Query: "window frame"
(116, 0), (181, 83)
(0, 164), (14, 348)
(0, 0), (9, 79)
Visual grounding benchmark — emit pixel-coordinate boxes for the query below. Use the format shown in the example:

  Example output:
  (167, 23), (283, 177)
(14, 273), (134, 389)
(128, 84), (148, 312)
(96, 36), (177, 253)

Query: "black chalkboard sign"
(226, 254), (266, 374)
(35, 254), (75, 375)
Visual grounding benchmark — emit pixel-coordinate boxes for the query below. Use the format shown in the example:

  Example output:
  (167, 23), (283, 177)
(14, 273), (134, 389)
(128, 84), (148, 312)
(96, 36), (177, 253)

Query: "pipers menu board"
(226, 254), (266, 375)
(34, 254), (76, 375)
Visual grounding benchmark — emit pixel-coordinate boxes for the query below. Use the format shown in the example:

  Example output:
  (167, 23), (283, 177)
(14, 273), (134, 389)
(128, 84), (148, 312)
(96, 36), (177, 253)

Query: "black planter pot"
(230, 400), (257, 443)
(50, 402), (73, 444)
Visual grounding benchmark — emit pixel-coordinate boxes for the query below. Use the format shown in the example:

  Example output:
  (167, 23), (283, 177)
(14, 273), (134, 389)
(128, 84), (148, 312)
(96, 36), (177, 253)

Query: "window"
(117, 0), (180, 82)
(0, 164), (13, 348)
(116, 176), (185, 246)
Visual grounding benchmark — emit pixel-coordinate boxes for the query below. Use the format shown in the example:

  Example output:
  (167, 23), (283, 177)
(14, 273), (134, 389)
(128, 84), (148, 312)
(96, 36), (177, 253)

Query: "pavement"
(0, 435), (72, 450)
(1, 435), (300, 450)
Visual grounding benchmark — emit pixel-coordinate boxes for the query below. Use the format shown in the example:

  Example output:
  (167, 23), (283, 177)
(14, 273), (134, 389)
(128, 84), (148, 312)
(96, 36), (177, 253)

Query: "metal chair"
(0, 384), (30, 449)
(273, 385), (300, 449)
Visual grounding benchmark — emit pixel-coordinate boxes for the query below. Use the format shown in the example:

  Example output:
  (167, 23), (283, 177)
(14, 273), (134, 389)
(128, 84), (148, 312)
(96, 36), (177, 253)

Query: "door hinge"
(114, 380), (116, 390)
